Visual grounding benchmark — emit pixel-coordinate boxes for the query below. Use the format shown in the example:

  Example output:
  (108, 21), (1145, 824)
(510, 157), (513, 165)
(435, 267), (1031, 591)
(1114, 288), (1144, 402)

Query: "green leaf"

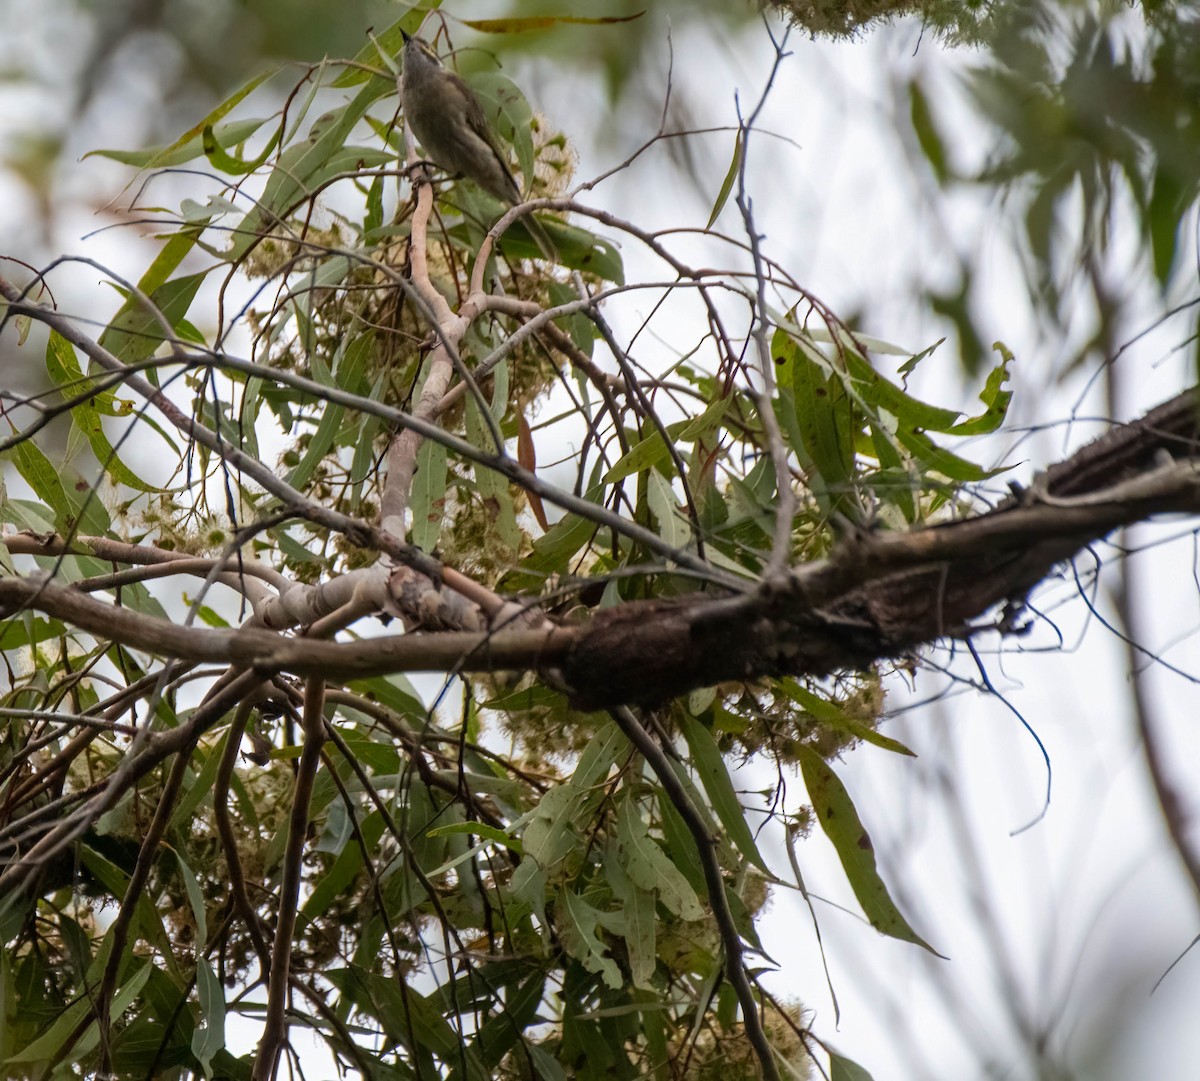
(303, 811), (384, 916)
(284, 333), (369, 489)
(365, 172), (385, 235)
(707, 131), (742, 228)
(604, 431), (674, 483)
(896, 336), (946, 381)
(201, 119), (280, 174)
(774, 329), (855, 517)
(523, 723), (627, 872)
(504, 489), (602, 588)
(359, 969), (488, 1079)
(6, 437), (110, 537)
(466, 396), (521, 551)
(672, 396), (730, 442)
(99, 273), (205, 364)
(347, 673), (426, 718)
(469, 70), (536, 189)
(655, 782), (708, 900)
(0, 615), (64, 651)
(606, 844), (657, 989)
(575, 722), (630, 788)
(559, 888), (622, 989)
(1148, 167), (1184, 286)
(191, 960), (226, 1074)
(85, 68), (279, 167)
(522, 787), (587, 873)
(798, 745), (941, 954)
(679, 714), (769, 872)
(173, 851), (209, 954)
(830, 1048), (877, 1081)
(44, 332), (160, 493)
(426, 820), (521, 854)
(462, 13), (645, 31)
(617, 795), (704, 921)
(647, 471), (690, 549)
(334, 8), (435, 87)
(894, 426), (996, 482)
(553, 225), (624, 285)
(843, 348), (962, 432)
(947, 343), (1013, 436)
(78, 846), (177, 982)
(169, 738), (227, 831)
(781, 681), (915, 757)
(463, 969), (546, 1075)
(909, 80), (948, 183)
(229, 78), (391, 260)
(8, 961), (152, 1064)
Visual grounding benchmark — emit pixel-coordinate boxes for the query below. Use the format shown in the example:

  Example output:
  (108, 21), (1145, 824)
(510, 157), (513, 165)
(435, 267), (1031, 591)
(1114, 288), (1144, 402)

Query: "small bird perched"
(399, 31), (556, 260)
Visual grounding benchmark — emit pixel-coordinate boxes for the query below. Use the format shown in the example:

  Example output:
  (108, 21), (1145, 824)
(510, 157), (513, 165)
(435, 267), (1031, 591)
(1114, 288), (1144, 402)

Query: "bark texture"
(559, 389), (1200, 706)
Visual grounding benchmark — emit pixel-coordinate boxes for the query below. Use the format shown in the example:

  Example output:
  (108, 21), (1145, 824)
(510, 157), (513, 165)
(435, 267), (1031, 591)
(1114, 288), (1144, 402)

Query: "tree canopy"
(1, 2), (1198, 1079)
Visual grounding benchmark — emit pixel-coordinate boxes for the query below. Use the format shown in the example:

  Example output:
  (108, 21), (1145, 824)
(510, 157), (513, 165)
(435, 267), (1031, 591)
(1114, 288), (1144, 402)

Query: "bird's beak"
(400, 30), (411, 43)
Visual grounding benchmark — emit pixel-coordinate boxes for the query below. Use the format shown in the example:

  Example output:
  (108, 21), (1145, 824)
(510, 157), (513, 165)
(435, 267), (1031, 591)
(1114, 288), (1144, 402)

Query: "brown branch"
(252, 674), (326, 1081)
(214, 703), (272, 974)
(1113, 533), (1200, 909)
(0, 667), (264, 893)
(561, 388), (1200, 707)
(97, 748), (191, 1072)
(2, 530), (284, 611)
(3, 390), (1200, 713)
(380, 165), (463, 532)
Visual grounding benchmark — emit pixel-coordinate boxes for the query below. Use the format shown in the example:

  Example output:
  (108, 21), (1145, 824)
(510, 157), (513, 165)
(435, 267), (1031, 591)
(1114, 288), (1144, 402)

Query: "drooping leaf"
(782, 681), (915, 757)
(708, 131), (742, 228)
(604, 431), (674, 483)
(99, 274), (205, 364)
(191, 960), (226, 1075)
(228, 79), (391, 261)
(85, 69), (279, 167)
(678, 714), (769, 872)
(909, 80), (948, 183)
(606, 843), (657, 989)
(798, 745), (941, 954)
(947, 343), (1013, 436)
(6, 437), (110, 537)
(462, 13), (645, 31)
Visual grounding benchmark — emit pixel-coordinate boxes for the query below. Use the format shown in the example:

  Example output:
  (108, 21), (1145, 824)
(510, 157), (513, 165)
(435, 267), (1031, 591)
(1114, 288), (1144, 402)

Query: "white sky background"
(3, 5), (1200, 1080)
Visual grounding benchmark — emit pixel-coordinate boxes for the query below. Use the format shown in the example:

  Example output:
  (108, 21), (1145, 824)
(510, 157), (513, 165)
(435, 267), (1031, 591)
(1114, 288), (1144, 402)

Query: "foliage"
(0, 2), (1194, 1080)
(907, 1), (1200, 376)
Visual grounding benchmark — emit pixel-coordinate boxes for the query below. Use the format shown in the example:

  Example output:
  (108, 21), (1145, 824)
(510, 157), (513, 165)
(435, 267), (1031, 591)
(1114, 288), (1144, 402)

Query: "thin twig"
(252, 674), (326, 1081)
(733, 24), (796, 580)
(214, 702), (272, 974)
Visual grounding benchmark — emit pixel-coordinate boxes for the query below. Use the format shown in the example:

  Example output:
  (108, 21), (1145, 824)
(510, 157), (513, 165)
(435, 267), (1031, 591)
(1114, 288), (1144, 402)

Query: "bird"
(399, 31), (557, 260)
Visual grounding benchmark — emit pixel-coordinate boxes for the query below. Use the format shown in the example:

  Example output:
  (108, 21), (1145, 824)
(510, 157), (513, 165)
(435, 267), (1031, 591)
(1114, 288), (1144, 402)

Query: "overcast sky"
(3, 7), (1199, 1079)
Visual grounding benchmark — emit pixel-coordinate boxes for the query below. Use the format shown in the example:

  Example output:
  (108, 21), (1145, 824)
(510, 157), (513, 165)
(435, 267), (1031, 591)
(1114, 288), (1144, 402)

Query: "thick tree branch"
(3, 390), (1198, 712)
(562, 388), (1200, 706)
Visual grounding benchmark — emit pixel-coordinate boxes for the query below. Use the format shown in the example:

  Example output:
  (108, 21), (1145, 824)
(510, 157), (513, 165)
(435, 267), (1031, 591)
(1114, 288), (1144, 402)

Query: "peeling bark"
(559, 388), (1200, 707)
